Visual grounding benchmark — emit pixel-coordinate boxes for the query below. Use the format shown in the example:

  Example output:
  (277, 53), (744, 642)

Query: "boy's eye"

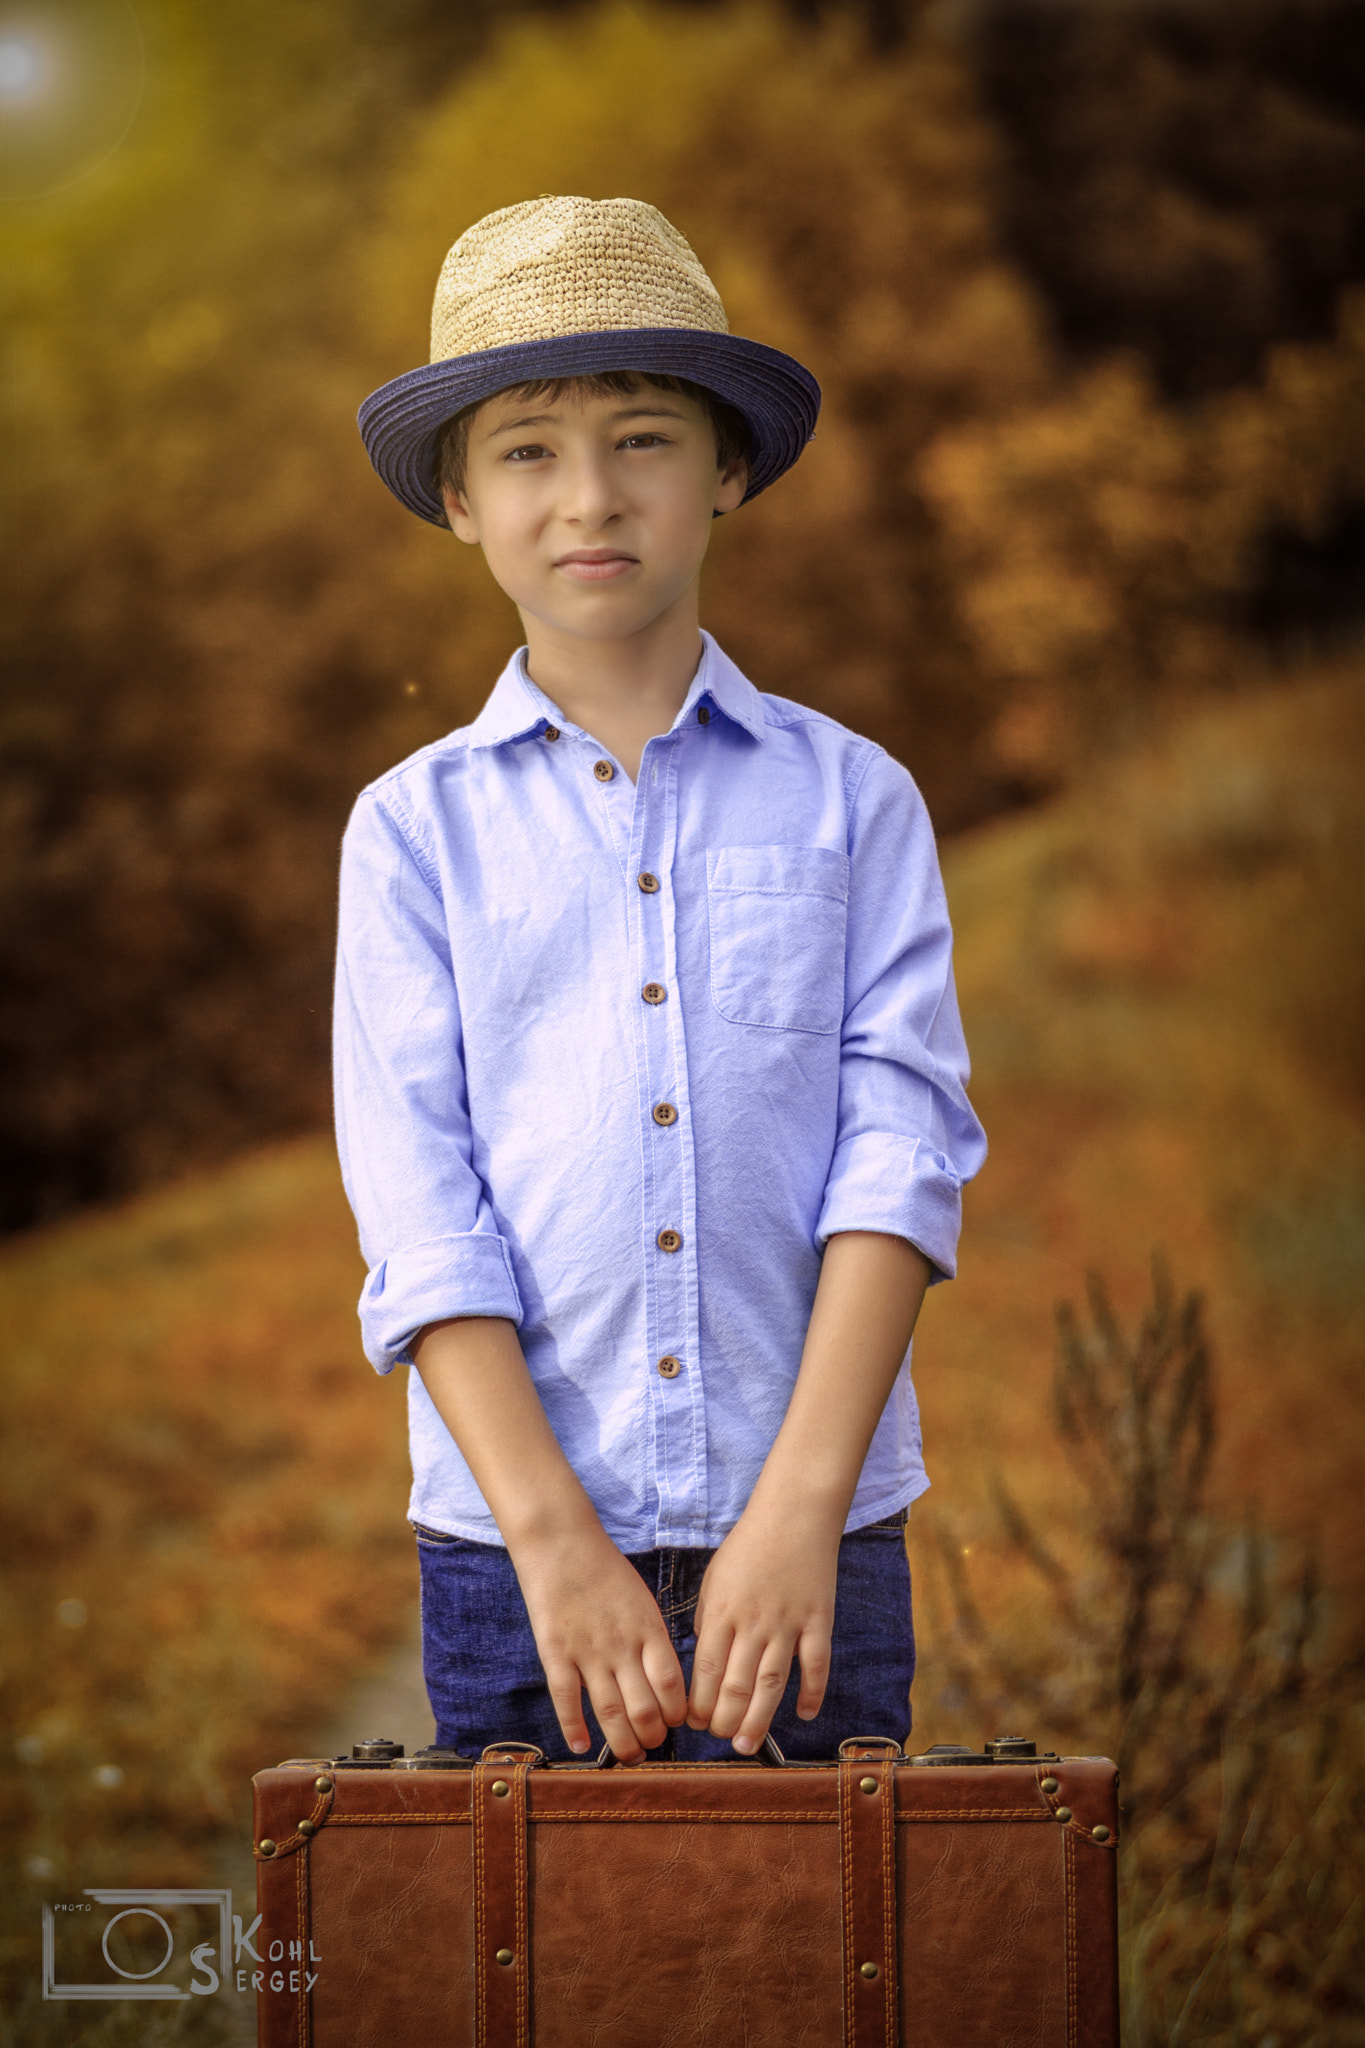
(620, 432), (668, 450)
(505, 443), (550, 463)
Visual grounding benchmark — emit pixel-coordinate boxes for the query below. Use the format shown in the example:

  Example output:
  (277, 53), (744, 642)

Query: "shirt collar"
(464, 631), (768, 751)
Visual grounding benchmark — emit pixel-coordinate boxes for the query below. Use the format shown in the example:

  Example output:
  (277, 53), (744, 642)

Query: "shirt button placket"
(636, 746), (693, 1536)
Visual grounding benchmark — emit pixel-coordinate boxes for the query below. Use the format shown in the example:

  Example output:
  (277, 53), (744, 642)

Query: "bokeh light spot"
(0, 37), (42, 99)
(56, 1596), (87, 1627)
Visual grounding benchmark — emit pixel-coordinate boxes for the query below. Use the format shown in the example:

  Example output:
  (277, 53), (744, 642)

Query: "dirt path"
(211, 1614), (434, 2044)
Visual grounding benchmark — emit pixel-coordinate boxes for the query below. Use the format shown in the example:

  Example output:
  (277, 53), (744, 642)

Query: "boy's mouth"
(554, 549), (639, 583)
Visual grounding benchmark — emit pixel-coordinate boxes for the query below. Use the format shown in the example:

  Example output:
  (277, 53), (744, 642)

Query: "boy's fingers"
(795, 1626), (832, 1723)
(684, 1620), (735, 1730)
(732, 1644), (797, 1754)
(641, 1636), (689, 1727)
(590, 1694), (646, 1762)
(546, 1665), (591, 1756)
(613, 1660), (672, 1755)
(702, 1635), (765, 1742)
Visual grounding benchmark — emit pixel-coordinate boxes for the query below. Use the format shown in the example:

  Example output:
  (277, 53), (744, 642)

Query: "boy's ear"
(713, 456), (749, 518)
(441, 484), (480, 545)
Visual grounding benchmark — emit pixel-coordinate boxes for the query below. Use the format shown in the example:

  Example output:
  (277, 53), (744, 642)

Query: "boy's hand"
(510, 1524), (687, 1762)
(685, 1502), (839, 1752)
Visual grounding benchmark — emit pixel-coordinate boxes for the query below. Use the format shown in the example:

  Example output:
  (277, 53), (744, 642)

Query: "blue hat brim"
(357, 328), (821, 525)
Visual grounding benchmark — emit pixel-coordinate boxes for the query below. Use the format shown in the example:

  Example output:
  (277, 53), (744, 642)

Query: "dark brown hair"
(433, 370), (752, 515)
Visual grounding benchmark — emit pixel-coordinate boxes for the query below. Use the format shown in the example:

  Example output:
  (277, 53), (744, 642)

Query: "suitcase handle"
(593, 1731), (788, 1767)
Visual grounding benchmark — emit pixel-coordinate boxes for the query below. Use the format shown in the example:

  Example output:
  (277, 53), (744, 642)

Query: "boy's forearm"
(747, 1231), (932, 1533)
(410, 1317), (603, 1553)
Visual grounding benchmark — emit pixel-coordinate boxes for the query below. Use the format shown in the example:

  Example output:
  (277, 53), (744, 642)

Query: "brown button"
(652, 1102), (677, 1127)
(593, 759), (614, 782)
(657, 1355), (682, 1378)
(656, 1228), (682, 1253)
(543, 725), (559, 741)
(637, 871), (660, 894)
(642, 982), (666, 1005)
(698, 705), (711, 725)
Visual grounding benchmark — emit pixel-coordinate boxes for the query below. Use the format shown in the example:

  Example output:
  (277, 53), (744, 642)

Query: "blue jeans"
(413, 1510), (914, 1761)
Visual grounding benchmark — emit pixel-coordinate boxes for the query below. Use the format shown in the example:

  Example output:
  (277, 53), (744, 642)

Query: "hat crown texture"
(429, 195), (730, 363)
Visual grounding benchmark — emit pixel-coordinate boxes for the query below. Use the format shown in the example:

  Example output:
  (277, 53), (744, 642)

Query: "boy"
(337, 196), (986, 1765)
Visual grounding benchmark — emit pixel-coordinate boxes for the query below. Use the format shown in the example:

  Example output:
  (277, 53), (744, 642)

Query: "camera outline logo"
(42, 1889), (234, 2002)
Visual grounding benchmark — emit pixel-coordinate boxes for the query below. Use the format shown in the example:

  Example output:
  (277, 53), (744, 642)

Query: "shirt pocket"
(707, 844), (850, 1034)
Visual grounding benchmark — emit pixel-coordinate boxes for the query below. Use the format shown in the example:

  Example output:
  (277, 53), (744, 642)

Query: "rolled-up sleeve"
(333, 790), (523, 1373)
(815, 748), (987, 1277)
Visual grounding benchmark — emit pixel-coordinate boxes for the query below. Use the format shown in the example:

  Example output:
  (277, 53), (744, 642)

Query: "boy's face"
(441, 380), (748, 647)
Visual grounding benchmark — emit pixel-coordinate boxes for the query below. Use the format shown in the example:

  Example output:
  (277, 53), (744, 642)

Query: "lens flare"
(0, 1), (143, 201)
(0, 36), (42, 98)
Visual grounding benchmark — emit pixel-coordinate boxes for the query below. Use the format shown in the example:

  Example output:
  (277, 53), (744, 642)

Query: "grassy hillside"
(0, 658), (1360, 2038)
(914, 655), (1365, 1665)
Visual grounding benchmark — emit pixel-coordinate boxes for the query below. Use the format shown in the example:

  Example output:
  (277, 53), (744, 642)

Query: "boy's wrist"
(499, 1486), (612, 1561)
(738, 1476), (850, 1548)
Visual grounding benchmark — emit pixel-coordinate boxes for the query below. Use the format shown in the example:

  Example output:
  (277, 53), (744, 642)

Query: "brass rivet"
(496, 1948), (514, 1967)
(1041, 1777), (1059, 1794)
(1055, 1807), (1073, 1824)
(298, 1819), (316, 1837)
(492, 1780), (510, 1797)
(257, 1839), (277, 1857)
(1092, 1824), (1111, 1842)
(859, 1776), (877, 1794)
(313, 1776), (333, 1793)
(860, 1962), (879, 1980)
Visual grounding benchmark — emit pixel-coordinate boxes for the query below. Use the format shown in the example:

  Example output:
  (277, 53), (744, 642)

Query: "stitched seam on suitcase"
(1066, 1827), (1078, 2048)
(320, 1806), (1052, 1823)
(880, 1759), (896, 2045)
(514, 1763), (529, 2048)
(840, 1757), (855, 2047)
(295, 1845), (310, 2048)
(474, 1767), (488, 2046)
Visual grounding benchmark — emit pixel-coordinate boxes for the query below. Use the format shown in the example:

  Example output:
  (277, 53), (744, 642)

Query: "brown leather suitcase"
(250, 1733), (1119, 2047)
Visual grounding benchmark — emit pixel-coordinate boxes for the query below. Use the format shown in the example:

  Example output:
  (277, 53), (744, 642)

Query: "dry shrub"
(922, 1259), (1365, 2043)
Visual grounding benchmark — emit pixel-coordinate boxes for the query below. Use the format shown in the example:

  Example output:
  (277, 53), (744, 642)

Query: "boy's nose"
(558, 455), (624, 528)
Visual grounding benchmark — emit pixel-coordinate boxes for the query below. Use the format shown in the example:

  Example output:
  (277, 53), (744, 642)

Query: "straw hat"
(358, 196), (820, 525)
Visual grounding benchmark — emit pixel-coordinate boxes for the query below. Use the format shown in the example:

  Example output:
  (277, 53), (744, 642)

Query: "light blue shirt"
(333, 632), (987, 1549)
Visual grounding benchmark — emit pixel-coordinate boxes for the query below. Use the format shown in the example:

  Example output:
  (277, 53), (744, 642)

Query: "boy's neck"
(520, 591), (705, 784)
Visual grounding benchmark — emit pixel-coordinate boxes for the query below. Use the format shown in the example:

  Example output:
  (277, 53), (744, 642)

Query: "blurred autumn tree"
(2, 0), (1363, 1231)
